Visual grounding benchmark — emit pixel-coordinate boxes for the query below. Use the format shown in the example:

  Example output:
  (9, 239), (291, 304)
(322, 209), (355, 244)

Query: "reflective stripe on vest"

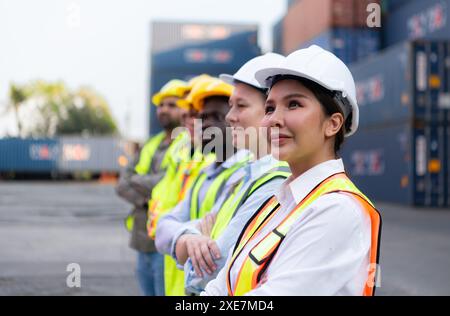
(189, 159), (249, 220)
(210, 164), (291, 240)
(226, 172), (382, 296)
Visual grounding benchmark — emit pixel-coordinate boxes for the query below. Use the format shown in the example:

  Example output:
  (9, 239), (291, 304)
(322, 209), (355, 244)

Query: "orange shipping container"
(283, 0), (355, 54)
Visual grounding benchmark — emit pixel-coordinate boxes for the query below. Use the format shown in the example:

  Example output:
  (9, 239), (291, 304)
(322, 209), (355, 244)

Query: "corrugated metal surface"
(300, 28), (379, 65)
(58, 137), (125, 173)
(351, 40), (450, 128)
(300, 28), (355, 65)
(0, 138), (58, 172)
(384, 0), (450, 47)
(283, 0), (355, 54)
(342, 120), (448, 207)
(342, 123), (414, 205)
(0, 137), (129, 174)
(151, 21), (258, 54)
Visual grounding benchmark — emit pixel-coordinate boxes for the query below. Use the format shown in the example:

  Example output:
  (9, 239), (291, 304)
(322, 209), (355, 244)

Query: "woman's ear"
(324, 113), (344, 138)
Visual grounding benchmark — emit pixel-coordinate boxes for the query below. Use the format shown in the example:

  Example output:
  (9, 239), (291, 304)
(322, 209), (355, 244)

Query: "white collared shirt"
(202, 159), (372, 296)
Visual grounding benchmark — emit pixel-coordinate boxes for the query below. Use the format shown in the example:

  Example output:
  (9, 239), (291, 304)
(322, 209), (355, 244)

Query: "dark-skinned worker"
(146, 75), (216, 296)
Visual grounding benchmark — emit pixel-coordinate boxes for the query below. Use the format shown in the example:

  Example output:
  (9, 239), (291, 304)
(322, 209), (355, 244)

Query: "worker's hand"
(198, 213), (216, 236)
(184, 235), (221, 278)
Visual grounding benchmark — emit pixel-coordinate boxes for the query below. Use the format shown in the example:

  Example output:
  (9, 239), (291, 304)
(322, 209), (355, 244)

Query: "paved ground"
(0, 181), (449, 296)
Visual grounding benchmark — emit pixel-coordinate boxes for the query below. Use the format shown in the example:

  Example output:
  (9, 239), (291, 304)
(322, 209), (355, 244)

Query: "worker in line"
(203, 45), (382, 296)
(115, 79), (189, 296)
(154, 77), (252, 295)
(173, 53), (291, 295)
(146, 75), (216, 296)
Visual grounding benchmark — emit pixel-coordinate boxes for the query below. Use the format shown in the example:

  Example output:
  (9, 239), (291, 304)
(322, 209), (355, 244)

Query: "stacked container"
(282, 0), (380, 64)
(342, 40), (450, 207)
(149, 22), (260, 135)
(0, 138), (58, 173)
(383, 0), (450, 47)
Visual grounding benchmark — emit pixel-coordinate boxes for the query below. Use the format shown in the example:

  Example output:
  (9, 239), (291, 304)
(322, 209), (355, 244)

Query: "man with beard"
(116, 79), (189, 296)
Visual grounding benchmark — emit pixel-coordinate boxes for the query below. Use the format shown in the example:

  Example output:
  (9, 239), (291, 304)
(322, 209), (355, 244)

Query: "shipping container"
(58, 137), (126, 173)
(272, 18), (284, 54)
(300, 28), (380, 65)
(341, 121), (448, 207)
(0, 138), (58, 172)
(283, 0), (354, 54)
(384, 0), (450, 47)
(149, 30), (261, 135)
(350, 40), (450, 128)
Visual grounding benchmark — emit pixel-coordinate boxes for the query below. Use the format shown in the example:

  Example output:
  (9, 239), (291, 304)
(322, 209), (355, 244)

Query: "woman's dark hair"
(270, 75), (350, 154)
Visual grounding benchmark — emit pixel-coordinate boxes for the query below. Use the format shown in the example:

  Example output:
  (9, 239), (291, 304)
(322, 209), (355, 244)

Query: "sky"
(0, 0), (287, 141)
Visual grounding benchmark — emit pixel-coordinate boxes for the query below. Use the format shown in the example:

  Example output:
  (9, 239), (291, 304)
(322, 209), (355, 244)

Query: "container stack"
(282, 0), (380, 64)
(273, 0), (450, 207)
(149, 22), (261, 135)
(343, 41), (450, 207)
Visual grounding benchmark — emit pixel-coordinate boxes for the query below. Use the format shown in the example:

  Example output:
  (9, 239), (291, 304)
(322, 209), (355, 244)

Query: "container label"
(62, 144), (91, 162)
(29, 144), (59, 161)
(355, 75), (384, 106)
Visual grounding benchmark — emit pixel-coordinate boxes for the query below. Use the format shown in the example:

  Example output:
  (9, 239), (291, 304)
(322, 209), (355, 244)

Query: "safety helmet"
(255, 45), (359, 137)
(152, 79), (190, 106)
(220, 53), (285, 91)
(176, 74), (213, 110)
(185, 77), (234, 112)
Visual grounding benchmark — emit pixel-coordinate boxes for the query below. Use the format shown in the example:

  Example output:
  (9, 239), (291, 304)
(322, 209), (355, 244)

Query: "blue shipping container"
(0, 138), (58, 172)
(350, 40), (450, 128)
(384, 0), (450, 47)
(300, 28), (379, 65)
(341, 121), (448, 207)
(149, 31), (260, 136)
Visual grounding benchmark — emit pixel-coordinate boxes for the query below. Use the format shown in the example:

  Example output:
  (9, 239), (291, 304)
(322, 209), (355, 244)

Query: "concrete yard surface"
(1, 181), (449, 296)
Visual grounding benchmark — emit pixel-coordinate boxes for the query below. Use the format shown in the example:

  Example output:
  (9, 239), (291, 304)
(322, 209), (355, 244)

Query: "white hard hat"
(254, 45), (359, 137)
(220, 53), (285, 91)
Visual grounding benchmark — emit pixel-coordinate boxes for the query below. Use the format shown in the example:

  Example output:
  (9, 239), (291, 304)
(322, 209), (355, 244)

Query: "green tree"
(56, 86), (118, 136)
(8, 83), (29, 137)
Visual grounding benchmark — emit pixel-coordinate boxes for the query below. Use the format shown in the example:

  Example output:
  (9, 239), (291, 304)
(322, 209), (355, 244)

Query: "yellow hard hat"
(187, 78), (234, 112)
(152, 79), (190, 106)
(176, 74), (212, 110)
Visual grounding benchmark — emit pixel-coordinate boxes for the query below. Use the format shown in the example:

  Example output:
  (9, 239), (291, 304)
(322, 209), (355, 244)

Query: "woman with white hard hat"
(172, 53), (292, 295)
(202, 45), (382, 296)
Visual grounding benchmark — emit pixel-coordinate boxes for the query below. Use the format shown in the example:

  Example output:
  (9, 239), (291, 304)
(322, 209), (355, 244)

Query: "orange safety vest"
(226, 172), (382, 296)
